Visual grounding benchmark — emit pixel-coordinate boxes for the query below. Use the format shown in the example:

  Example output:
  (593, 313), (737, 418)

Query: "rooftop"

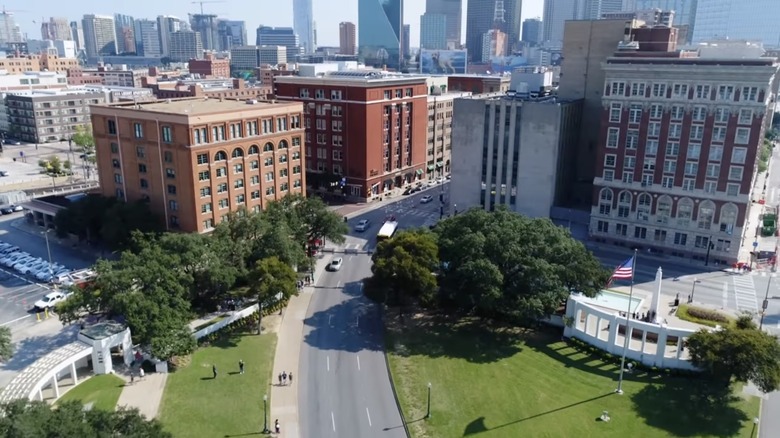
(79, 321), (127, 340)
(102, 97), (300, 116)
(276, 70), (429, 85)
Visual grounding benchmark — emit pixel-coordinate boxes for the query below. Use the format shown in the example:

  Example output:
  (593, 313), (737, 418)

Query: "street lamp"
(425, 382), (432, 419)
(689, 278), (702, 303)
(705, 238), (714, 266)
(262, 394), (269, 433)
(760, 274), (773, 330)
(43, 228), (55, 286)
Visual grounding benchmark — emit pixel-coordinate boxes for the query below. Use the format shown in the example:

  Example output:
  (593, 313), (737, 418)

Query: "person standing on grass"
(239, 359), (245, 374)
(212, 364), (218, 379)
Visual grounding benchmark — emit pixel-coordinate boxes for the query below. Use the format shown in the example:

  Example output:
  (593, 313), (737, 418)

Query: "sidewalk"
(270, 254), (332, 438)
(115, 368), (168, 420)
(739, 153), (777, 265)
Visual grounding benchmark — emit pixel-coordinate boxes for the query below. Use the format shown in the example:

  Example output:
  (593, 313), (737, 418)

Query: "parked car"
(402, 187), (412, 195)
(34, 291), (70, 311)
(10, 205), (22, 212)
(420, 195), (434, 204)
(354, 219), (370, 232)
(4, 138), (21, 145)
(0, 206), (14, 215)
(326, 257), (344, 272)
(1, 252), (27, 266)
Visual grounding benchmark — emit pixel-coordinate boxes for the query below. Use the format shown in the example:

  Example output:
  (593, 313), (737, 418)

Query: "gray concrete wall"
(451, 98), (486, 212)
(515, 103), (562, 218)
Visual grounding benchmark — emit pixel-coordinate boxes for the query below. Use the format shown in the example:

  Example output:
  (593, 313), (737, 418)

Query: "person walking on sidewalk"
(288, 372), (293, 386)
(278, 372), (282, 386)
(274, 419), (280, 434)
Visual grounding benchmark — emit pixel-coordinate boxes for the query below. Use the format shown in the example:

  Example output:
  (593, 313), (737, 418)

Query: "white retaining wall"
(192, 304), (260, 340)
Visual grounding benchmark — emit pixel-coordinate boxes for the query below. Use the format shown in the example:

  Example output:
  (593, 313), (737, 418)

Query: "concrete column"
(38, 389), (43, 401)
(71, 362), (78, 385)
(595, 317), (602, 338)
(625, 324), (634, 352)
(655, 329), (668, 367)
(583, 312), (590, 335)
(607, 316), (618, 354)
(641, 330), (648, 353)
(52, 376), (60, 398)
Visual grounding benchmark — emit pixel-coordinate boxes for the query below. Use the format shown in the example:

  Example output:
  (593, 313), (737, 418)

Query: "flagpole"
(616, 248), (638, 395)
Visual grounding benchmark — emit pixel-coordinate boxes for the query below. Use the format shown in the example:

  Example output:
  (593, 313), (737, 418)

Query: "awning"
(416, 169), (424, 175)
(427, 164), (435, 171)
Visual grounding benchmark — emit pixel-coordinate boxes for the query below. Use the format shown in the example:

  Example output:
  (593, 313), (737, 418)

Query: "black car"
(0, 206), (14, 215)
(402, 187), (412, 195)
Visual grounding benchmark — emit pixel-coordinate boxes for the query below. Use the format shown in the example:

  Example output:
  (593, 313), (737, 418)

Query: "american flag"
(610, 256), (635, 281)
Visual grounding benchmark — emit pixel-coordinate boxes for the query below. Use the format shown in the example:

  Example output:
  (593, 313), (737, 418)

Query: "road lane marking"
(327, 356), (330, 372)
(723, 283), (728, 309)
(331, 411), (336, 431)
(356, 315), (359, 327)
(356, 355), (361, 371)
(366, 407), (372, 427)
(336, 281), (341, 288)
(0, 314), (31, 326)
(328, 314), (332, 326)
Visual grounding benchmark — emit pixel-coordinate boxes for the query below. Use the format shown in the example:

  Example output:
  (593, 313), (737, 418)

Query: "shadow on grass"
(462, 393), (614, 436)
(203, 328), (258, 350)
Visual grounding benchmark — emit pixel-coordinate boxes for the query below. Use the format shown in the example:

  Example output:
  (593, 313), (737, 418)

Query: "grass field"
(159, 331), (277, 437)
(387, 316), (760, 438)
(57, 374), (125, 411)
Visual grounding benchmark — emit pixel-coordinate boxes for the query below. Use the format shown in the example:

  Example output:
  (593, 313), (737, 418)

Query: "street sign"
(753, 241), (759, 248)
(19, 151), (23, 157)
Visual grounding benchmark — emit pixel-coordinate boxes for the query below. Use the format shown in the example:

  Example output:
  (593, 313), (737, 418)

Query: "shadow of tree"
(0, 324), (80, 373)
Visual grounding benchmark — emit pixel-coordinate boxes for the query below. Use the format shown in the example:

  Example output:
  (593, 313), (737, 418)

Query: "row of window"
(196, 166), (301, 183)
(607, 124), (751, 150)
(609, 103), (754, 125)
(300, 87), (414, 100)
(594, 221), (733, 251)
(106, 116), (302, 144)
(202, 206), (264, 230)
(194, 142), (300, 164)
(605, 156), (745, 178)
(312, 105), (344, 117)
(199, 182), (302, 212)
(307, 118), (344, 132)
(609, 82), (762, 102)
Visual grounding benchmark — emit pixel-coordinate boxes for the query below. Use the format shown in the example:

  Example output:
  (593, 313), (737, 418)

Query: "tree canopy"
(0, 326), (13, 362)
(0, 399), (171, 437)
(244, 256), (298, 332)
(687, 320), (780, 393)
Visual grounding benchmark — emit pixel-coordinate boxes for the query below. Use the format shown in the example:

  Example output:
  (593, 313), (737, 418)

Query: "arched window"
(598, 188), (613, 215)
(232, 148), (244, 159)
(263, 142), (274, 152)
(656, 195), (672, 224)
(676, 198), (693, 227)
(278, 140), (289, 149)
(719, 203), (738, 234)
(636, 193), (652, 221)
(248, 145), (259, 155)
(697, 200), (715, 230)
(214, 151), (228, 161)
(617, 191), (632, 218)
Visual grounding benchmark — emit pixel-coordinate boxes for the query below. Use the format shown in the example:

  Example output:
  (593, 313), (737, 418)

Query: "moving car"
(420, 195), (433, 204)
(354, 219), (370, 232)
(34, 291), (70, 311)
(326, 257), (344, 272)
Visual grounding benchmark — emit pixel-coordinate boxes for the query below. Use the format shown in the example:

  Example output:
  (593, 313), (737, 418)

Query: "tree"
(245, 257), (298, 333)
(368, 229), (439, 311)
(434, 208), (610, 323)
(687, 324), (780, 393)
(71, 125), (95, 161)
(38, 156), (63, 176)
(265, 195), (348, 251)
(0, 399), (171, 437)
(0, 326), (13, 361)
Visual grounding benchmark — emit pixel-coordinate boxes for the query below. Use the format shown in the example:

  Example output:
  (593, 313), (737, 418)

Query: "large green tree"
(687, 321), (780, 393)
(265, 195), (348, 251)
(367, 229), (439, 311)
(435, 208), (609, 322)
(0, 399), (171, 437)
(245, 256), (298, 333)
(71, 124), (96, 164)
(0, 326), (13, 362)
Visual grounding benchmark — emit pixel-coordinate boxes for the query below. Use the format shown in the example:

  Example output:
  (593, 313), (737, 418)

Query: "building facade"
(358, 0), (404, 69)
(0, 11), (21, 45)
(114, 14), (135, 54)
(41, 17), (72, 41)
(542, 0), (579, 48)
(169, 31), (203, 62)
(217, 20), (247, 49)
(580, 0), (623, 20)
(451, 93), (583, 218)
(134, 19), (162, 57)
(157, 16), (185, 56)
(589, 30), (780, 264)
(91, 98), (306, 233)
(6, 90), (106, 143)
(230, 46), (287, 70)
(466, 0), (522, 63)
(426, 90), (471, 179)
(189, 14), (219, 52)
(293, 0), (315, 54)
(522, 18), (543, 46)
(275, 71), (430, 200)
(339, 22), (356, 55)
(692, 0), (779, 47)
(624, 0), (697, 42)
(70, 21), (85, 52)
(420, 13), (448, 50)
(256, 26), (301, 63)
(425, 0), (462, 50)
(448, 74), (511, 94)
(189, 53), (230, 78)
(82, 14), (117, 58)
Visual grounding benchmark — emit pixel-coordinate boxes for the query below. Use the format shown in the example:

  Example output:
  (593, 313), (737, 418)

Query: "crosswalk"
(732, 275), (759, 313)
(383, 206), (439, 220)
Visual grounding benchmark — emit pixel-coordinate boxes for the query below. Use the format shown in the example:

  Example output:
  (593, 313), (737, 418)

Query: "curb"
(380, 305), (411, 438)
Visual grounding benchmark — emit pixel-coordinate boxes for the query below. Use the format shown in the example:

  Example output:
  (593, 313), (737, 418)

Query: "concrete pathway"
(115, 369), (167, 419)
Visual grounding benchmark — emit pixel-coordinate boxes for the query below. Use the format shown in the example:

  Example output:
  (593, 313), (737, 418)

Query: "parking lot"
(0, 268), (51, 329)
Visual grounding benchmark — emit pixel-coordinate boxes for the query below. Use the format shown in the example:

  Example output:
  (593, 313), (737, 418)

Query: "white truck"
(34, 291), (71, 311)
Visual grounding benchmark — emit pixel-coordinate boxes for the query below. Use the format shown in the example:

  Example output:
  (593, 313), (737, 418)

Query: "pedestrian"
(278, 373), (282, 386)
(282, 371), (288, 385)
(239, 359), (245, 375)
(130, 372), (135, 384)
(288, 372), (293, 385)
(275, 419), (280, 434)
(212, 364), (218, 379)
(139, 368), (145, 379)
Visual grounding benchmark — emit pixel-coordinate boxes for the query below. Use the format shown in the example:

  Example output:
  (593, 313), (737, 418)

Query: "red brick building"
(589, 28), (780, 264)
(274, 71), (429, 200)
(447, 74), (510, 94)
(188, 52), (230, 78)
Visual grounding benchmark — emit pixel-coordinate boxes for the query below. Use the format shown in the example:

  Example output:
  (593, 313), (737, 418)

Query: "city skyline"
(13, 0), (544, 49)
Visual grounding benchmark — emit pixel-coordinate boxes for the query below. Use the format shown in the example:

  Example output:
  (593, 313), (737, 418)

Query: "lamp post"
(760, 274), (773, 330)
(705, 238), (714, 266)
(689, 278), (701, 303)
(43, 229), (54, 285)
(262, 394), (269, 433)
(425, 382), (432, 419)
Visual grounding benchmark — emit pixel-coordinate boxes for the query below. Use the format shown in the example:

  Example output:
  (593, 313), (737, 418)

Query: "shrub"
(684, 306), (730, 323)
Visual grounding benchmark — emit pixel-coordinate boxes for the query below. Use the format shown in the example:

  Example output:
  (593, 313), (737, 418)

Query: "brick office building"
(91, 98), (306, 233)
(589, 27), (780, 264)
(274, 70), (429, 200)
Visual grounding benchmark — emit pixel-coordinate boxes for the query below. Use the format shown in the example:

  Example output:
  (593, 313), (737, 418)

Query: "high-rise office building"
(70, 21), (85, 52)
(580, 0), (623, 20)
(339, 22), (356, 55)
(466, 0), (522, 63)
(543, 0), (579, 47)
(114, 14), (135, 54)
(522, 17), (543, 46)
(41, 17), (72, 41)
(82, 14), (118, 58)
(421, 13), (448, 50)
(403, 24), (411, 59)
(358, 0), (404, 69)
(157, 16), (184, 56)
(189, 14), (220, 51)
(169, 31), (203, 62)
(256, 26), (301, 63)
(692, 0), (779, 47)
(134, 19), (162, 57)
(293, 0), (315, 54)
(0, 11), (22, 44)
(623, 0), (697, 43)
(218, 20), (247, 49)
(426, 0), (462, 49)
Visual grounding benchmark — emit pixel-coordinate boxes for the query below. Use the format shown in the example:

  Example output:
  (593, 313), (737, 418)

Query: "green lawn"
(387, 317), (760, 438)
(159, 331), (277, 437)
(57, 374), (125, 411)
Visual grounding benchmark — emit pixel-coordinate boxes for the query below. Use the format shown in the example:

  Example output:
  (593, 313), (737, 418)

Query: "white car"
(354, 219), (370, 232)
(1, 253), (27, 266)
(13, 257), (38, 271)
(420, 195), (434, 204)
(326, 257), (344, 272)
(19, 260), (47, 275)
(34, 291), (70, 311)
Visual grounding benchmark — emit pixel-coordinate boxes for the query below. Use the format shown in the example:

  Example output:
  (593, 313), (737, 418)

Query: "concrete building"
(79, 65), (147, 88)
(421, 13), (448, 50)
(358, 0), (404, 69)
(257, 64), (296, 86)
(90, 98), (306, 233)
(275, 70), (430, 199)
(481, 29), (508, 63)
(70, 22), (85, 52)
(230, 46), (287, 70)
(189, 14), (219, 52)
(114, 14), (135, 54)
(142, 77), (272, 101)
(448, 74), (511, 94)
(83, 85), (155, 103)
(217, 20), (248, 49)
(623, 0), (697, 43)
(293, 0), (315, 54)
(542, 0), (579, 48)
(0, 53), (79, 75)
(189, 52), (230, 78)
(256, 26), (301, 63)
(589, 27), (780, 264)
(522, 18), (543, 46)
(82, 14), (117, 58)
(466, 0), (522, 63)
(6, 89), (107, 143)
(451, 93), (583, 218)
(426, 89), (471, 179)
(0, 11), (21, 45)
(134, 19), (162, 58)
(426, 0), (462, 50)
(580, 0), (623, 20)
(0, 72), (68, 133)
(339, 22), (356, 55)
(41, 18), (72, 41)
(53, 40), (77, 58)
(169, 31), (203, 63)
(157, 16), (185, 57)
(510, 66), (555, 94)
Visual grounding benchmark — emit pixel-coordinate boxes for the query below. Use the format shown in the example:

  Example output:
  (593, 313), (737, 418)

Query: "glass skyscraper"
(692, 0), (780, 47)
(358, 0), (403, 69)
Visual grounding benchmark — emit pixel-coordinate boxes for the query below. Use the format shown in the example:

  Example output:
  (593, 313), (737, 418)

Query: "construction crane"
(491, 0), (506, 59)
(1, 7), (28, 14)
(191, 0), (225, 15)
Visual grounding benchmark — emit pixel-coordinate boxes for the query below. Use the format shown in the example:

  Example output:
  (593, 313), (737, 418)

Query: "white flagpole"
(616, 248), (638, 394)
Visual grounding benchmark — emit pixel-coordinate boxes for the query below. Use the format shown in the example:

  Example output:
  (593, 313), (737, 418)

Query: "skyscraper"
(339, 21), (356, 55)
(624, 0), (697, 42)
(70, 21), (85, 52)
(218, 20), (247, 49)
(358, 0), (404, 69)
(580, 0), (623, 20)
(403, 24), (411, 59)
(169, 31), (203, 62)
(256, 26), (302, 62)
(692, 0), (780, 46)
(0, 11), (21, 44)
(114, 14), (135, 54)
(41, 17), (72, 41)
(82, 14), (117, 58)
(157, 16), (184, 56)
(134, 19), (162, 57)
(421, 13), (448, 50)
(426, 0), (462, 49)
(293, 0), (315, 54)
(466, 0), (522, 63)
(542, 0), (579, 47)
(522, 18), (543, 46)
(189, 14), (220, 51)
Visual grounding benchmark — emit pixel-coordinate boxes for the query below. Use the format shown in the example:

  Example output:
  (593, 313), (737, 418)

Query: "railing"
(23, 181), (100, 199)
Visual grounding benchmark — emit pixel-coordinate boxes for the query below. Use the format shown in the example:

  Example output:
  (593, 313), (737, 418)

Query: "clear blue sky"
(16, 0), (543, 47)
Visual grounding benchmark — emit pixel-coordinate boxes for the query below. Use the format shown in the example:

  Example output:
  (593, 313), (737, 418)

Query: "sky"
(16, 0), (544, 47)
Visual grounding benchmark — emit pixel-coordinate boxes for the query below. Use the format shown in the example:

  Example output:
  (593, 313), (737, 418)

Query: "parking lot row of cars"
(0, 242), (73, 284)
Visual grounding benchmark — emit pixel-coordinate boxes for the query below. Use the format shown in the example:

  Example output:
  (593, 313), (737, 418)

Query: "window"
(299, 88), (310, 98)
(266, 186), (275, 196)
(615, 224), (628, 236)
(717, 85), (734, 100)
(715, 107), (730, 123)
(668, 124), (682, 139)
(212, 126), (226, 141)
(194, 127), (208, 144)
(133, 122), (143, 138)
(598, 188), (613, 215)
(200, 187), (211, 197)
(695, 236), (711, 249)
(108, 119), (117, 135)
(645, 139), (658, 157)
(232, 148), (244, 159)
(315, 89), (325, 99)
(665, 142), (679, 157)
(265, 172), (274, 182)
(114, 174), (123, 184)
(161, 126), (173, 143)
(670, 105), (684, 120)
(110, 142), (119, 153)
(738, 108), (753, 125)
(611, 81), (625, 96)
(264, 157), (273, 166)
(628, 104), (642, 123)
(609, 103), (622, 122)
(280, 182), (289, 192)
(706, 164), (720, 178)
(695, 84), (711, 100)
(138, 164), (146, 173)
(251, 190), (260, 200)
(606, 128), (619, 148)
(672, 83), (688, 98)
(136, 146), (145, 158)
(332, 150), (343, 161)
(729, 166), (743, 181)
(684, 162), (698, 176)
(218, 199), (229, 209)
(203, 219), (214, 230)
(166, 168), (175, 179)
(704, 181), (717, 193)
(692, 106), (706, 122)
(674, 233), (688, 246)
(726, 183), (740, 196)
(169, 200), (178, 211)
(654, 229), (667, 242)
(198, 171), (210, 181)
(216, 167), (227, 178)
(677, 199), (693, 226)
(617, 191), (631, 218)
(709, 145), (723, 162)
(634, 227), (647, 239)
(293, 165), (301, 175)
(649, 104), (663, 119)
(214, 151), (228, 161)
(279, 140), (288, 149)
(624, 156), (636, 170)
(251, 175), (260, 185)
(656, 196), (672, 224)
(697, 202), (715, 230)
(248, 145), (259, 155)
(682, 178), (695, 191)
(720, 204), (738, 234)
(201, 203), (213, 213)
(217, 183), (227, 193)
(230, 123), (243, 139)
(263, 142), (274, 153)
(233, 164), (244, 173)
(647, 122), (661, 138)
(625, 130), (639, 150)
(652, 83), (666, 97)
(604, 154), (616, 167)
(246, 121), (258, 136)
(732, 147), (747, 164)
(689, 125), (704, 141)
(622, 172), (634, 184)
(630, 82), (645, 96)
(603, 169), (614, 181)
(741, 86), (758, 102)
(250, 160), (259, 170)
(636, 193), (651, 221)
(735, 128), (750, 144)
(663, 160), (677, 174)
(293, 180), (302, 189)
(597, 221), (609, 233)
(712, 126), (726, 142)
(277, 117), (288, 132)
(280, 168), (288, 178)
(687, 143), (701, 160)
(234, 179), (244, 189)
(662, 176), (674, 188)
(111, 159), (120, 169)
